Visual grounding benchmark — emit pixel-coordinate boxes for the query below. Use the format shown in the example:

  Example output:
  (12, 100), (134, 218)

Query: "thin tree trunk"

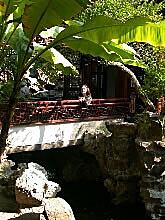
(109, 62), (155, 111)
(0, 81), (21, 162)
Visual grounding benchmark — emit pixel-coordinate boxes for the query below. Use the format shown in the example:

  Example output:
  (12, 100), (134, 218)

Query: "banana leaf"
(22, 0), (89, 39)
(55, 16), (165, 47)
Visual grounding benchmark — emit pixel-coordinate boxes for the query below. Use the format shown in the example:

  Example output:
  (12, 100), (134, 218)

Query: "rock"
(0, 206), (45, 220)
(1, 198), (76, 220)
(82, 122), (141, 204)
(0, 160), (15, 185)
(137, 141), (165, 219)
(18, 206), (44, 220)
(0, 159), (18, 199)
(136, 113), (162, 141)
(0, 162), (76, 219)
(15, 162), (61, 207)
(44, 181), (61, 198)
(0, 212), (19, 220)
(41, 198), (76, 220)
(105, 121), (137, 139)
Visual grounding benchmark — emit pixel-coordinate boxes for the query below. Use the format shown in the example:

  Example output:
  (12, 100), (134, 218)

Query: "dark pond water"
(58, 181), (150, 220)
(7, 148), (151, 220)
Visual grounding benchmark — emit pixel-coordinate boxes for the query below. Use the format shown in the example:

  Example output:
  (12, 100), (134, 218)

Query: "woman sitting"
(79, 84), (92, 107)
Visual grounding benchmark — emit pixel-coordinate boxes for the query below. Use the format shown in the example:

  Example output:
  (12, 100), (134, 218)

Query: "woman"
(79, 84), (92, 107)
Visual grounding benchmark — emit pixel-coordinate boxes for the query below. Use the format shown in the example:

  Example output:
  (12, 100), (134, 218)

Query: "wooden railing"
(0, 98), (132, 126)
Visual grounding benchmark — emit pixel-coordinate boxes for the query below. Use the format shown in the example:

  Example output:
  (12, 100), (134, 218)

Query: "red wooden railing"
(157, 96), (164, 115)
(0, 98), (132, 126)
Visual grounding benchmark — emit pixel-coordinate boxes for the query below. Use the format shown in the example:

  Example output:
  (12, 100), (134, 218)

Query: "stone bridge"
(6, 119), (121, 154)
(0, 98), (132, 154)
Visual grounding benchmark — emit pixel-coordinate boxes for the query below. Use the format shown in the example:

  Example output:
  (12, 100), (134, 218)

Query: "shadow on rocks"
(9, 213), (40, 220)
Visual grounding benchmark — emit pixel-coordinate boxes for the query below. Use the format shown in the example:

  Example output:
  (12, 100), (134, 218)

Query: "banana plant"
(0, 0), (89, 160)
(0, 0), (165, 160)
(23, 14), (164, 111)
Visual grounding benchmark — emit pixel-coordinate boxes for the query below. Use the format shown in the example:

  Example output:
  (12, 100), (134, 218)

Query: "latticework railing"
(0, 98), (131, 126)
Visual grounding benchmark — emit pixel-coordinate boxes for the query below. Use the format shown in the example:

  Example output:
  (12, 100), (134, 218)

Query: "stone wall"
(78, 117), (164, 219)
(81, 122), (141, 205)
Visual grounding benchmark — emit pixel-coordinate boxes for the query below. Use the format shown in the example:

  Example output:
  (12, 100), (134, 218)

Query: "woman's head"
(81, 84), (90, 96)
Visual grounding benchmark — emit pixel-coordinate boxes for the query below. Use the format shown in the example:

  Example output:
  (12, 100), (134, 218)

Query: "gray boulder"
(41, 198), (76, 220)
(15, 162), (61, 207)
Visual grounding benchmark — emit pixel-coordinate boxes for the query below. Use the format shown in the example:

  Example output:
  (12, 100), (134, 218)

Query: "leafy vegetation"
(78, 0), (165, 23)
(77, 0), (165, 101)
(133, 44), (165, 100)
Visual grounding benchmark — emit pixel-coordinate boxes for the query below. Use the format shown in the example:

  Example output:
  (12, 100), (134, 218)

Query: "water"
(57, 181), (149, 220)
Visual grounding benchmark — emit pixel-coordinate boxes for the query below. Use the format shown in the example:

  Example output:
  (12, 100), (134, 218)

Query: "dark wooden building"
(62, 54), (131, 101)
(80, 55), (130, 99)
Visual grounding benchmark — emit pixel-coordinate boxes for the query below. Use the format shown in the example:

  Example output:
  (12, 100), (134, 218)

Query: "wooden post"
(130, 93), (136, 114)
(157, 96), (164, 115)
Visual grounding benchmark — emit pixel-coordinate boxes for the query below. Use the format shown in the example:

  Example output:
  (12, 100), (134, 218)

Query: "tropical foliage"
(78, 0), (165, 23)
(0, 0), (90, 158)
(140, 45), (165, 100)
(77, 0), (165, 101)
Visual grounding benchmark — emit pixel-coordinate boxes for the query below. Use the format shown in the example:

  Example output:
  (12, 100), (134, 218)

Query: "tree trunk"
(0, 81), (21, 162)
(109, 62), (155, 111)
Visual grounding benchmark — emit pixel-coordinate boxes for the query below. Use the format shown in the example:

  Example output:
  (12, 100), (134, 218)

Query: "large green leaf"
(102, 41), (136, 60)
(13, 0), (31, 19)
(102, 41), (147, 68)
(33, 42), (78, 75)
(8, 27), (32, 71)
(25, 16), (165, 73)
(64, 37), (146, 67)
(123, 59), (147, 68)
(64, 37), (123, 62)
(6, 12), (165, 72)
(0, 0), (28, 44)
(0, 0), (23, 17)
(55, 16), (165, 47)
(22, 0), (89, 39)
(65, 19), (84, 27)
